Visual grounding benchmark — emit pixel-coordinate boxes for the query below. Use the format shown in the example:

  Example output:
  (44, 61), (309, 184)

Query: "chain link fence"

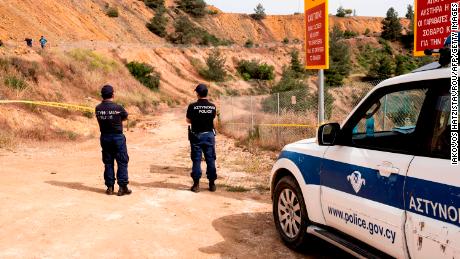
(219, 80), (383, 150)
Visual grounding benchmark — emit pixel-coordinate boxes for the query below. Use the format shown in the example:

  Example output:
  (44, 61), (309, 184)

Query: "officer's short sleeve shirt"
(186, 99), (216, 133)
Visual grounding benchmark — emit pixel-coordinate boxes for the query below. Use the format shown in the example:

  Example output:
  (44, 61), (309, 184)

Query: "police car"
(270, 42), (457, 258)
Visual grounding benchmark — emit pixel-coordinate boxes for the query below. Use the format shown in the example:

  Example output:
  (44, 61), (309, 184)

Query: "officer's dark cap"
(195, 83), (208, 97)
(101, 85), (114, 99)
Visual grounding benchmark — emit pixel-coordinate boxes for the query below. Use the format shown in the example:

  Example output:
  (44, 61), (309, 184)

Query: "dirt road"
(0, 110), (348, 258)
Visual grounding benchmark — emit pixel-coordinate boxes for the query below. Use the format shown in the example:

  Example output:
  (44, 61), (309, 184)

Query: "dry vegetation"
(0, 49), (160, 148)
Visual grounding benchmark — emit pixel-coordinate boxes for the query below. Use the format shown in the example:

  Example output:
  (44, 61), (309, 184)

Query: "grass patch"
(4, 75), (27, 90)
(254, 184), (270, 192)
(57, 130), (78, 141)
(218, 184), (251, 192)
(69, 49), (118, 72)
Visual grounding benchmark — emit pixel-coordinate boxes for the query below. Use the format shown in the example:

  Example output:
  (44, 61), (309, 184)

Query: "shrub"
(144, 0), (165, 9)
(364, 28), (371, 36)
(272, 68), (306, 93)
(290, 50), (304, 73)
(170, 15), (231, 46)
(250, 3), (266, 20)
(126, 61), (161, 90)
(343, 30), (358, 39)
(237, 60), (274, 80)
(175, 0), (206, 17)
(282, 38), (289, 44)
(198, 49), (227, 82)
(146, 7), (168, 37)
(4, 75), (27, 90)
(106, 7), (119, 17)
(367, 55), (395, 80)
(245, 39), (254, 48)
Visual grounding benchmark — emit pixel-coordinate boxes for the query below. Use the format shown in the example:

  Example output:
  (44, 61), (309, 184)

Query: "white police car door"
(403, 85), (460, 258)
(320, 85), (430, 258)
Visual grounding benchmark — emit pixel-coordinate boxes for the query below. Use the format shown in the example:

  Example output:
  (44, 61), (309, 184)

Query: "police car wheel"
(273, 175), (309, 250)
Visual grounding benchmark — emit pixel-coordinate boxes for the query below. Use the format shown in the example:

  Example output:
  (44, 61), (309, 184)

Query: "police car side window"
(350, 88), (428, 154)
(429, 93), (451, 159)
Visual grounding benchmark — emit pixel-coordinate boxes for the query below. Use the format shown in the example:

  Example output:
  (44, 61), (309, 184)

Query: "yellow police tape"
(225, 122), (317, 128)
(0, 100), (94, 113)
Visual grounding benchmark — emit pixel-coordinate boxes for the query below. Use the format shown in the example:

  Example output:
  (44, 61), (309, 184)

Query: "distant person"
(186, 84), (217, 193)
(95, 85), (132, 196)
(39, 36), (47, 49)
(24, 38), (32, 47)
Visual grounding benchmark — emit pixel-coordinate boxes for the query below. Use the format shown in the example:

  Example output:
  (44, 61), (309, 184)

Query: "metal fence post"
(250, 96), (254, 132)
(231, 96), (234, 134)
(277, 93), (280, 146)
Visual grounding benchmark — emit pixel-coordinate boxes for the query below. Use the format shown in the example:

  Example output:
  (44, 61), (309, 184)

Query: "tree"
(325, 25), (352, 86)
(290, 50), (304, 74)
(381, 7), (402, 41)
(336, 6), (346, 17)
(146, 7), (168, 38)
(405, 4), (414, 20)
(175, 0), (206, 17)
(251, 3), (266, 20)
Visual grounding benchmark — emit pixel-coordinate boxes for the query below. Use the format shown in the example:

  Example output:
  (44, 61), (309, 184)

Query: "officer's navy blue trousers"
(190, 132), (217, 181)
(100, 134), (129, 187)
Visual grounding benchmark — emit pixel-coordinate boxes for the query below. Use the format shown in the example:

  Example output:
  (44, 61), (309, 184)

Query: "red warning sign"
(414, 0), (459, 56)
(305, 0), (329, 69)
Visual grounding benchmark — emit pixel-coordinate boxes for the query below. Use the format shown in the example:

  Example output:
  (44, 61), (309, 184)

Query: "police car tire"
(273, 175), (309, 250)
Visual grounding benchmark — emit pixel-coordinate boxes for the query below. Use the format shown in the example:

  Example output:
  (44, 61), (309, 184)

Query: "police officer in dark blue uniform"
(95, 85), (132, 196)
(186, 84), (217, 193)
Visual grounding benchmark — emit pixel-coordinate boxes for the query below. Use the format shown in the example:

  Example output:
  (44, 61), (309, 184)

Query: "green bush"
(290, 50), (304, 74)
(364, 28), (371, 36)
(4, 75), (27, 90)
(170, 16), (232, 46)
(343, 30), (358, 39)
(282, 38), (290, 44)
(144, 0), (165, 9)
(198, 49), (227, 82)
(367, 55), (395, 80)
(146, 7), (168, 38)
(106, 7), (119, 17)
(245, 39), (254, 48)
(175, 0), (206, 17)
(237, 60), (274, 81)
(271, 68), (306, 93)
(126, 61), (160, 90)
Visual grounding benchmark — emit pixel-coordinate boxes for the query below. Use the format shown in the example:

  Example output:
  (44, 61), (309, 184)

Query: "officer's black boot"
(191, 180), (200, 193)
(209, 180), (216, 192)
(106, 186), (114, 195)
(117, 185), (132, 196)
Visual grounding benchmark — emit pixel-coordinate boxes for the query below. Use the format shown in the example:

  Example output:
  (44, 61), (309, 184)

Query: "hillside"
(0, 0), (408, 45)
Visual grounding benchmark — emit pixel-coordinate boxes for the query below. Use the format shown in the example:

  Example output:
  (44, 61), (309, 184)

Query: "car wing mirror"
(318, 123), (341, 146)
